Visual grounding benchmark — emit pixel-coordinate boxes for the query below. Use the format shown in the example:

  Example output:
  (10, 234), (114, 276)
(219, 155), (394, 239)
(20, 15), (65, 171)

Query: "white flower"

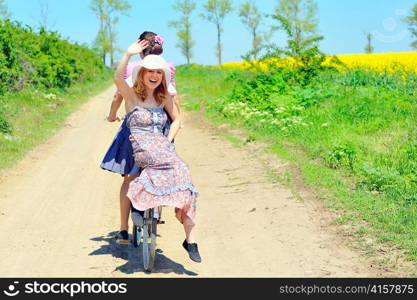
(45, 93), (57, 100)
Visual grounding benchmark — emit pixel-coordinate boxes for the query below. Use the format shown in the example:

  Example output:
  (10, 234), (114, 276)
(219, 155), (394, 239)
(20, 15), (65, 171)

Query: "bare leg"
(183, 217), (196, 243)
(181, 214), (201, 262)
(175, 208), (196, 243)
(119, 175), (136, 231)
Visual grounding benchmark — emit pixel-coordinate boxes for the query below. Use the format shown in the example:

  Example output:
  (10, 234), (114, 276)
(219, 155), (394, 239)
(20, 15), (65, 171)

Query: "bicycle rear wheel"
(142, 208), (157, 272)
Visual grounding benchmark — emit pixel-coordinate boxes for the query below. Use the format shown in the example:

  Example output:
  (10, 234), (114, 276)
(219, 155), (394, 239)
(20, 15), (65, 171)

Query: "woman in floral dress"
(114, 41), (201, 263)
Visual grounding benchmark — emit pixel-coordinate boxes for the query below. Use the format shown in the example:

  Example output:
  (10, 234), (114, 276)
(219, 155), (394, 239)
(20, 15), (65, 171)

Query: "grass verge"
(176, 64), (417, 275)
(0, 70), (113, 171)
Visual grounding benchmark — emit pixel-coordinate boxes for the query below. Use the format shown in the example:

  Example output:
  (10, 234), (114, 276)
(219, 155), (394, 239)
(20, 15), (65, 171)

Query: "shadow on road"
(89, 231), (198, 276)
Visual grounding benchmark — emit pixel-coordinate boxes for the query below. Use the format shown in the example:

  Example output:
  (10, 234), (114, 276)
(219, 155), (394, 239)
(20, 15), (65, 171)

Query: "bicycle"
(131, 206), (163, 272)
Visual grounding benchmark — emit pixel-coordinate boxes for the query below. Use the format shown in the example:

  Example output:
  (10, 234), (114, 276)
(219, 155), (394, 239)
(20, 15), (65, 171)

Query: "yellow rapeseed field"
(221, 52), (417, 74)
(327, 52), (417, 74)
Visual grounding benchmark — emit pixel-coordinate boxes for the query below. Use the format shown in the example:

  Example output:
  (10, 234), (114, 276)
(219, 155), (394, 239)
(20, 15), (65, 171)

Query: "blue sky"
(4, 0), (416, 66)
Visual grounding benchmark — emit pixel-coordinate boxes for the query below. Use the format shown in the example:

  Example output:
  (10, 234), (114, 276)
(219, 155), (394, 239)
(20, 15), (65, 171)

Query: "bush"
(0, 20), (107, 95)
(0, 99), (11, 133)
(0, 114), (11, 133)
(324, 142), (357, 171)
(205, 64), (417, 207)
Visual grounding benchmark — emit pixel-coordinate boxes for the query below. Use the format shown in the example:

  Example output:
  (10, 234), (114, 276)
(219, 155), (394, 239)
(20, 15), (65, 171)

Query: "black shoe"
(182, 240), (202, 263)
(115, 230), (129, 244)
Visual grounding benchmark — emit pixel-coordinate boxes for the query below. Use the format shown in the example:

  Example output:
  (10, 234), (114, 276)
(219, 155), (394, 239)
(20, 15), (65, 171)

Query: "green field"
(176, 63), (417, 269)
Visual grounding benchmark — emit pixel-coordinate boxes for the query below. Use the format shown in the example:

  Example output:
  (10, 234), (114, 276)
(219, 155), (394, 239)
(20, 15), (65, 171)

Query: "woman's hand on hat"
(126, 40), (149, 56)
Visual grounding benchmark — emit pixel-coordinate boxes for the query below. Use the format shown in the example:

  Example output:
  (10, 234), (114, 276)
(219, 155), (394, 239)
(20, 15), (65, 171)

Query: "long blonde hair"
(133, 68), (168, 105)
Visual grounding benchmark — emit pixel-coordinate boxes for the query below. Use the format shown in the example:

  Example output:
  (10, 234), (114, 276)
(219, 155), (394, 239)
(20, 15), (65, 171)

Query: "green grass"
(217, 132), (244, 147)
(176, 64), (251, 111)
(176, 64), (417, 269)
(0, 70), (113, 171)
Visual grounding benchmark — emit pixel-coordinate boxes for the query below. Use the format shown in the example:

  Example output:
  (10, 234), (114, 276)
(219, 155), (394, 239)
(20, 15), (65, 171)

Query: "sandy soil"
(0, 86), (400, 277)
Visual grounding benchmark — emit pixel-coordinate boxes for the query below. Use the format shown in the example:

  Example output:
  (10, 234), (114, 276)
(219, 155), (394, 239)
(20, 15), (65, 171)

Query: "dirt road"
(0, 86), (391, 277)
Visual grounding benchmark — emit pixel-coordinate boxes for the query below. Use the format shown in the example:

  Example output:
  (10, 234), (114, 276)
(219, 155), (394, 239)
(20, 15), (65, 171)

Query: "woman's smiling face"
(143, 68), (163, 90)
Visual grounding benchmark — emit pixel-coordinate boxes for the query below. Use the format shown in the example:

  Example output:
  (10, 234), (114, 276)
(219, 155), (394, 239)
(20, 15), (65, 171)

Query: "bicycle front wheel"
(132, 224), (141, 248)
(142, 208), (157, 272)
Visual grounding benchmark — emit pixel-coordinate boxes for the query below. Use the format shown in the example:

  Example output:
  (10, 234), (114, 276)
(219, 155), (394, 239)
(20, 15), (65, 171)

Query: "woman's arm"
(114, 40), (149, 109)
(167, 63), (181, 115)
(107, 91), (123, 122)
(173, 94), (181, 115)
(167, 63), (184, 128)
(114, 52), (136, 108)
(164, 96), (181, 142)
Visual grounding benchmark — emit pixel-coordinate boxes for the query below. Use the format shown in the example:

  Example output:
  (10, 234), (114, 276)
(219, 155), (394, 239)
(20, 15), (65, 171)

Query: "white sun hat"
(127, 55), (170, 89)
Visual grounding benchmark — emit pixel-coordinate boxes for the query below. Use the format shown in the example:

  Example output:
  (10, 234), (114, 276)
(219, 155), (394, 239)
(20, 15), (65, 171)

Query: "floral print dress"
(126, 106), (198, 225)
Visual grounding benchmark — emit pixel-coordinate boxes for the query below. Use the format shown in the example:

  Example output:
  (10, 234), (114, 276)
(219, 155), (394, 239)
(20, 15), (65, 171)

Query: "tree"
(239, 1), (265, 60)
(200, 0), (233, 65)
(364, 32), (374, 54)
(90, 0), (131, 66)
(0, 0), (10, 19)
(403, 3), (417, 50)
(270, 0), (322, 57)
(38, 0), (52, 31)
(92, 28), (111, 63)
(90, 0), (108, 64)
(169, 0), (196, 65)
(270, 0), (325, 84)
